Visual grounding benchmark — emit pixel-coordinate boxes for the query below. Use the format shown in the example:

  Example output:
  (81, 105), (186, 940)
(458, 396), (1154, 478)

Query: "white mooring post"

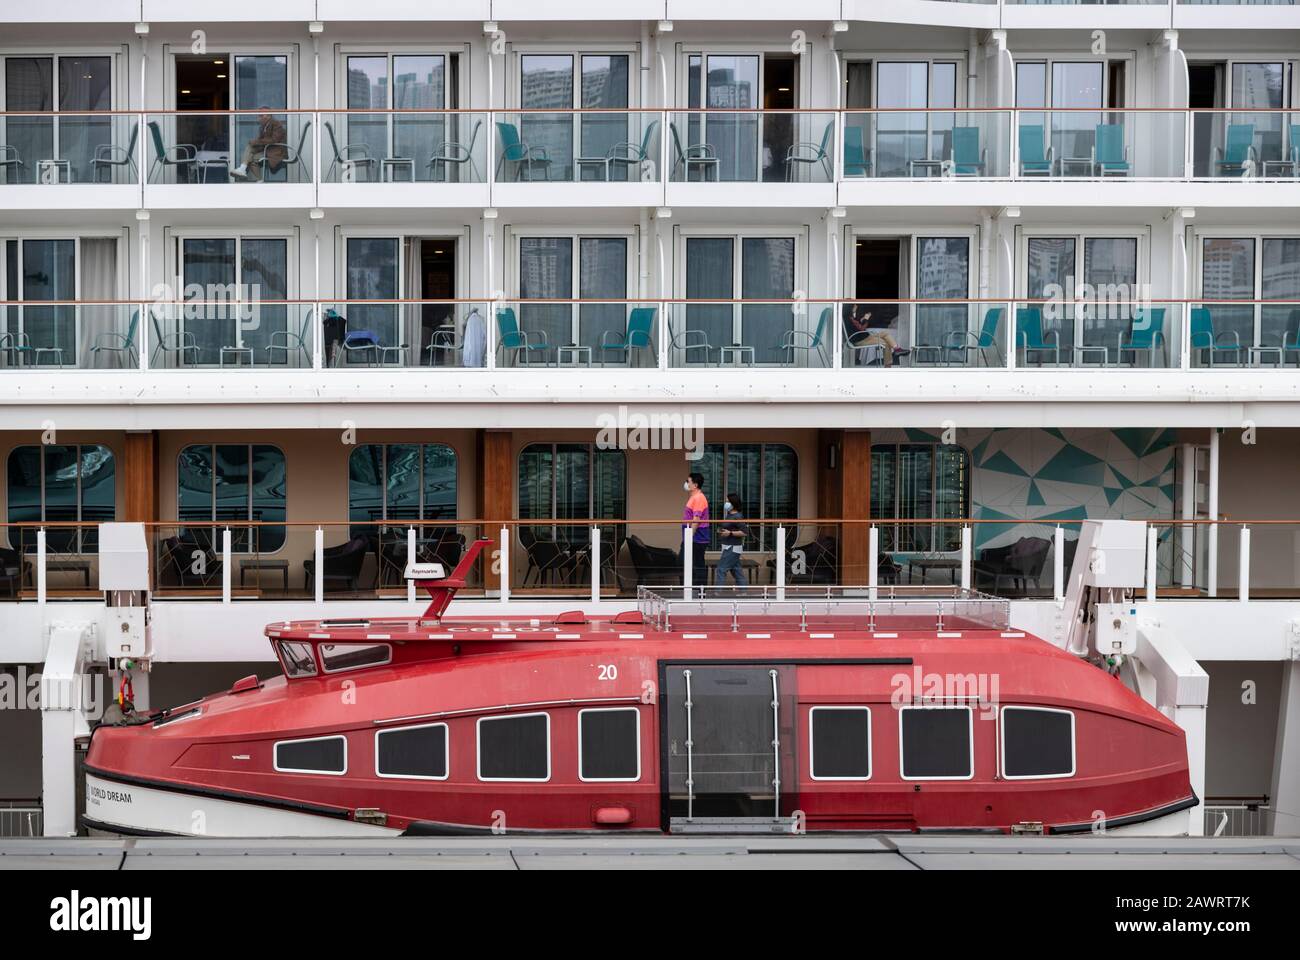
(776, 525), (786, 601)
(36, 528), (46, 605)
(590, 525), (601, 605)
(407, 526), (417, 604)
(1239, 524), (1250, 604)
(868, 525), (879, 601)
(499, 526), (510, 604)
(1053, 526), (1065, 602)
(314, 527), (324, 604)
(960, 526), (972, 591)
(1146, 523), (1158, 602)
(222, 528), (232, 604)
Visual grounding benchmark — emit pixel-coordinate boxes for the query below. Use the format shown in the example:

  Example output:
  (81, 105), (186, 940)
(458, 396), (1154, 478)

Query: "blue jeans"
(715, 546), (748, 587)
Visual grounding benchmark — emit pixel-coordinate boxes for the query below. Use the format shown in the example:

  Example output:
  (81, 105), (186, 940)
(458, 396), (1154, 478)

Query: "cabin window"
(809, 706), (872, 780)
(517, 443), (626, 553)
(477, 713), (550, 781)
(871, 443), (969, 553)
(274, 735), (347, 775)
(1000, 706), (1075, 780)
(319, 642), (391, 673)
(348, 443), (457, 538)
(578, 708), (640, 782)
(277, 640), (317, 677)
(697, 443), (797, 552)
(376, 723), (448, 780)
(899, 706), (973, 780)
(177, 444), (286, 553)
(6, 444), (115, 555)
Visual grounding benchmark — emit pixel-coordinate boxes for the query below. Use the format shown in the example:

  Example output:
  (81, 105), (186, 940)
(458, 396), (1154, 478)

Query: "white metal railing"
(0, 803), (43, 838)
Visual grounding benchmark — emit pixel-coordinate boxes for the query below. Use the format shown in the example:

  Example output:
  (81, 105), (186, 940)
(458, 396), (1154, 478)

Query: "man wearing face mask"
(715, 493), (749, 588)
(682, 472), (710, 589)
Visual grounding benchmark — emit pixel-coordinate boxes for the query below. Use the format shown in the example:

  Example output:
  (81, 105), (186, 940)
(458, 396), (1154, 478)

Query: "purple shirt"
(684, 491), (711, 544)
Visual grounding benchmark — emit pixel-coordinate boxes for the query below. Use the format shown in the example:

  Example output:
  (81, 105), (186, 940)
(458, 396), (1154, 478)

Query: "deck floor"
(3, 835), (1298, 870)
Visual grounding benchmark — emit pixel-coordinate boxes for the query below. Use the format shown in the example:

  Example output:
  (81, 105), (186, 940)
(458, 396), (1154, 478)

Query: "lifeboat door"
(660, 663), (798, 834)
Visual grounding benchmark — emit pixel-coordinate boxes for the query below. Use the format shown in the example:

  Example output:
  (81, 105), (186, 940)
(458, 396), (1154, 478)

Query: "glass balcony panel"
(841, 111), (1011, 178)
(668, 111), (836, 183)
(145, 112), (313, 184)
(0, 113), (140, 184)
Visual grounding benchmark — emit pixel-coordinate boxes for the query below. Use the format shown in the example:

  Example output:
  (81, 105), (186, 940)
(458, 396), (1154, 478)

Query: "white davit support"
(97, 522), (151, 664)
(1060, 519), (1147, 659)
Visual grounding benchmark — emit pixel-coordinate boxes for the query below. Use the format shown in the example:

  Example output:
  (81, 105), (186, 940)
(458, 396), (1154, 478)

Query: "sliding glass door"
(180, 236), (288, 365)
(875, 61), (956, 178)
(914, 237), (970, 349)
(684, 235), (795, 364)
(686, 54), (759, 182)
(1202, 236), (1300, 350)
(520, 53), (629, 182)
(345, 237), (399, 355)
(7, 239), (76, 365)
(1026, 235), (1139, 359)
(518, 235), (628, 350)
(345, 54), (448, 181)
(2, 55), (111, 183)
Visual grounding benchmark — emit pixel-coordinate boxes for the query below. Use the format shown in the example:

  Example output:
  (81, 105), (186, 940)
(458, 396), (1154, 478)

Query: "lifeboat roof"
(267, 585), (1016, 644)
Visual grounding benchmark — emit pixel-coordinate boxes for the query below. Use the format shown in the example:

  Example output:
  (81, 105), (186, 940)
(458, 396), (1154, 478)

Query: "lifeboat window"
(899, 706), (974, 780)
(578, 708), (640, 782)
(320, 642), (392, 673)
(1000, 706), (1075, 780)
(375, 723), (449, 780)
(477, 713), (550, 782)
(274, 735), (347, 776)
(278, 641), (317, 678)
(809, 707), (871, 781)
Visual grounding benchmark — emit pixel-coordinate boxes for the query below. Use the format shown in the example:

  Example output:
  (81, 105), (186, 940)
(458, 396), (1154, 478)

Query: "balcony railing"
(4, 299), (1300, 372)
(319, 110), (489, 183)
(145, 111), (314, 184)
(0, 112), (140, 185)
(2, 108), (1298, 188)
(667, 111), (837, 183)
(8, 518), (1300, 605)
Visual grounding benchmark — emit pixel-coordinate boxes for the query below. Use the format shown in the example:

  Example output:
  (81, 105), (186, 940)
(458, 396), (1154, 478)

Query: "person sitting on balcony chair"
(843, 303), (910, 367)
(682, 472), (710, 589)
(715, 493), (750, 588)
(230, 108), (287, 182)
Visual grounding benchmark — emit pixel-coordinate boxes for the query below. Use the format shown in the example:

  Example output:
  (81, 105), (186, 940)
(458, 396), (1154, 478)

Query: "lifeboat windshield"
(277, 640), (318, 678)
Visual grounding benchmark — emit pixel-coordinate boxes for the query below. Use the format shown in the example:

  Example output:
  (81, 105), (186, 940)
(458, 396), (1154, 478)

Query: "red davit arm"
(419, 538), (493, 620)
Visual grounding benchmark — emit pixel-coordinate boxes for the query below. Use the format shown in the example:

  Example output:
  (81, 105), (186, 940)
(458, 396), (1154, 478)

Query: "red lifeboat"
(82, 544), (1195, 838)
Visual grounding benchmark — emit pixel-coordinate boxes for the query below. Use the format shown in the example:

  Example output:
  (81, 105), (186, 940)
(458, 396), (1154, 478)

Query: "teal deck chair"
(951, 126), (985, 176)
(1189, 307), (1243, 366)
(944, 306), (1004, 367)
(1019, 124), (1054, 176)
(1116, 307), (1165, 367)
(496, 307), (551, 366)
(1092, 123), (1130, 176)
(1215, 124), (1256, 177)
(600, 307), (657, 366)
(1016, 306), (1062, 366)
(843, 124), (871, 177)
(777, 306), (831, 366)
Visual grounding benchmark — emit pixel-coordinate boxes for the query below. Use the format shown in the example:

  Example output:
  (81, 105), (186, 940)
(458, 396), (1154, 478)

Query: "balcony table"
(220, 346), (254, 367)
(382, 157), (415, 182)
(45, 559), (92, 588)
(1060, 157), (1093, 178)
(908, 158), (946, 178)
(1249, 346), (1286, 368)
(907, 556), (961, 585)
(239, 559), (290, 591)
(37, 159), (71, 184)
(720, 345), (755, 366)
(1261, 160), (1296, 179)
(558, 345), (593, 366)
(1074, 345), (1110, 367)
